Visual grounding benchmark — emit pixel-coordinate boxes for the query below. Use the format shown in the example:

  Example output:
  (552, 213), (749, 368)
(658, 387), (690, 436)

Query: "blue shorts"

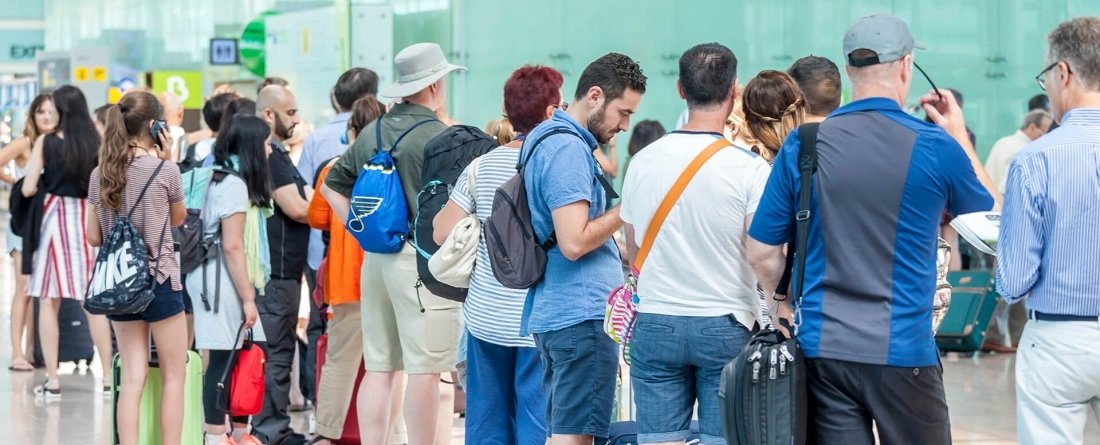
(630, 313), (750, 445)
(107, 279), (186, 323)
(532, 319), (618, 438)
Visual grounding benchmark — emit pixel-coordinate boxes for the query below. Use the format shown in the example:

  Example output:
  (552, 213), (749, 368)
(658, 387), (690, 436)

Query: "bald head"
(257, 85), (299, 142)
(158, 92), (184, 126)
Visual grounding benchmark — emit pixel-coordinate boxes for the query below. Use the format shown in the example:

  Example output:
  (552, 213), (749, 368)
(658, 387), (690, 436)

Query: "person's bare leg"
(357, 371), (397, 445)
(85, 311), (115, 379)
(151, 312), (189, 445)
(38, 297), (61, 386)
(547, 435), (594, 445)
(24, 307), (36, 362)
(9, 251), (32, 369)
(435, 378), (455, 445)
(404, 373), (441, 445)
(186, 313), (195, 349)
(113, 320), (151, 445)
(387, 371), (405, 443)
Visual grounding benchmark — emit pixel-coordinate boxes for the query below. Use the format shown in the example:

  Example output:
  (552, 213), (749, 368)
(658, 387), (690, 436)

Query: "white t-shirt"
(192, 137), (216, 163)
(620, 131), (771, 330)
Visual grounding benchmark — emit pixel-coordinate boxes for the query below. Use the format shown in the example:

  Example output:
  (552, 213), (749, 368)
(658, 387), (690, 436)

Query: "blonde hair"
(743, 71), (807, 163)
(485, 117), (516, 145)
(726, 86), (758, 149)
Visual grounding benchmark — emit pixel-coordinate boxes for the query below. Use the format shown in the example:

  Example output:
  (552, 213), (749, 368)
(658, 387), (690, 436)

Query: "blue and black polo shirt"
(749, 97), (994, 368)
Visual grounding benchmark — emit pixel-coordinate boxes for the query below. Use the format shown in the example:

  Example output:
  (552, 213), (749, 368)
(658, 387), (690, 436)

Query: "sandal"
(7, 359), (34, 372)
(34, 380), (61, 399)
(102, 377), (112, 396)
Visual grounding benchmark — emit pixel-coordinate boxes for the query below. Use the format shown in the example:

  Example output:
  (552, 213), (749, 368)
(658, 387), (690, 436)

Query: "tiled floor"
(0, 212), (1097, 444)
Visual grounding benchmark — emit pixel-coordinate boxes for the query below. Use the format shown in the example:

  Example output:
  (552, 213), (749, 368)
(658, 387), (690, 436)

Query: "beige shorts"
(360, 244), (462, 374)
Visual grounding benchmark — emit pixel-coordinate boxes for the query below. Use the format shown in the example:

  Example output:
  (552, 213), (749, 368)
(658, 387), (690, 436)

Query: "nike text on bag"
(605, 138), (730, 365)
(719, 123), (818, 445)
(217, 324), (266, 417)
(484, 129), (579, 290)
(414, 125), (499, 302)
(427, 157), (483, 293)
(347, 117), (439, 254)
(85, 161), (168, 316)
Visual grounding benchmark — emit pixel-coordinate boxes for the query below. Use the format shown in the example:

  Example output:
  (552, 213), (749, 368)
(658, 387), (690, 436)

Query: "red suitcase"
(316, 333), (365, 444)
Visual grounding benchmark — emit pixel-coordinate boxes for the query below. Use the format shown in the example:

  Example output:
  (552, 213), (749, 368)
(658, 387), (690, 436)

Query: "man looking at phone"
(747, 13), (999, 444)
(251, 84), (312, 445)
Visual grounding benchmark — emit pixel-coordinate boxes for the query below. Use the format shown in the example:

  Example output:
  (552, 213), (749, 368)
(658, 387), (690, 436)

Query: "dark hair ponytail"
(51, 85), (102, 193)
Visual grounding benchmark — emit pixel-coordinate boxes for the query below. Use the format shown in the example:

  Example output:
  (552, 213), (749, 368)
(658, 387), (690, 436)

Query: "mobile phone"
(150, 118), (167, 146)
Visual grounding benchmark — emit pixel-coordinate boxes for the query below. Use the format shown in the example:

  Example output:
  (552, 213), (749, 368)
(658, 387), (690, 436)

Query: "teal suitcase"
(935, 270), (1000, 353)
(112, 350), (205, 444)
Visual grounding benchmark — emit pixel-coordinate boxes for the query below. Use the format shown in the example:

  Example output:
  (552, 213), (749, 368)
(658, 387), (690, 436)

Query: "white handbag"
(428, 158), (482, 288)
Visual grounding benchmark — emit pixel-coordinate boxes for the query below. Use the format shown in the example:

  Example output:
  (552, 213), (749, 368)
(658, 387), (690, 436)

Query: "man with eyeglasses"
(998, 17), (1100, 444)
(748, 13), (999, 444)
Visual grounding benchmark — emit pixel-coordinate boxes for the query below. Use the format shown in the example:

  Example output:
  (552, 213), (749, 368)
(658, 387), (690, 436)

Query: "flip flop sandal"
(7, 361), (34, 372)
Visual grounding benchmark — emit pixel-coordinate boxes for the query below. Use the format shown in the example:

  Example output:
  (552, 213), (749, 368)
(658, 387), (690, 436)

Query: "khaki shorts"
(360, 244), (462, 374)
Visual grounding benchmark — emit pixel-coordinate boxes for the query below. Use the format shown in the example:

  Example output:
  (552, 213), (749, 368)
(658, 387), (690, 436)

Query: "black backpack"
(173, 166), (239, 313)
(413, 125), (499, 302)
(177, 142), (202, 174)
(84, 160), (168, 315)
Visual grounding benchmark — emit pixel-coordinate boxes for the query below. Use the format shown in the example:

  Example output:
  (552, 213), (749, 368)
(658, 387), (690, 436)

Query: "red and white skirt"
(27, 194), (97, 299)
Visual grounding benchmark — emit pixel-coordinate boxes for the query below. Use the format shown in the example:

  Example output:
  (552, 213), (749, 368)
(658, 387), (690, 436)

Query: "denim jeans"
(630, 313), (750, 445)
(465, 334), (547, 444)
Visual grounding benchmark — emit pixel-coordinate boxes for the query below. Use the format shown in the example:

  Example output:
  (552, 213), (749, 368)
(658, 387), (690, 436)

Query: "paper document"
(950, 212), (1000, 255)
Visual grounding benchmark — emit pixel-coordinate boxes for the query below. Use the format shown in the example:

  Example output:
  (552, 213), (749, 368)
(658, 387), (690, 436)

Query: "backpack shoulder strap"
(775, 123), (819, 314)
(466, 157), (481, 214)
(382, 118), (441, 154)
(184, 142), (197, 163)
(518, 128), (582, 171)
(634, 138), (729, 272)
(127, 160), (167, 219)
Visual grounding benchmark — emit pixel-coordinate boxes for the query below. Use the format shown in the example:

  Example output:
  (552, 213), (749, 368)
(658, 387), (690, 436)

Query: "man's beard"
(274, 116), (295, 141)
(586, 103), (615, 145)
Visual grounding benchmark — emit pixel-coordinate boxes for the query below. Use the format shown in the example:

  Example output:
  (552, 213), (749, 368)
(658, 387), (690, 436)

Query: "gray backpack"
(485, 129), (616, 289)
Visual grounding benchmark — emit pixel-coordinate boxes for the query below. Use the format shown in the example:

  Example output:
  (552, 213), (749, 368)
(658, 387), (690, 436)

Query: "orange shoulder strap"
(634, 138), (730, 272)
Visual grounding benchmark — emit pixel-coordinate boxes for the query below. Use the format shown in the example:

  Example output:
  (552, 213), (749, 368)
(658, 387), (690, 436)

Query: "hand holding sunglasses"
(919, 88), (968, 142)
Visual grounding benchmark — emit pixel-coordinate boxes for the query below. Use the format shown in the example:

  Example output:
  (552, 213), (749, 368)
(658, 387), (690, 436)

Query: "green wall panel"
(454, 0), (1100, 172)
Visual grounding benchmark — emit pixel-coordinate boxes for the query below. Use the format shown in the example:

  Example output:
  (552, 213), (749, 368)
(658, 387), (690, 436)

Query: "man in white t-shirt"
(620, 43), (769, 445)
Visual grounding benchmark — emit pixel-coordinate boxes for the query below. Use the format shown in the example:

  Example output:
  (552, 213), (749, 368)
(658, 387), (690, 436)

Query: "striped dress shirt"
(996, 108), (1100, 317)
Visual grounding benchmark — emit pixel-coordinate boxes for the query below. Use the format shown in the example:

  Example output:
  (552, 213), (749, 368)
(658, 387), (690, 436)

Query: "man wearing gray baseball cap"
(748, 13), (1000, 445)
(320, 42), (465, 445)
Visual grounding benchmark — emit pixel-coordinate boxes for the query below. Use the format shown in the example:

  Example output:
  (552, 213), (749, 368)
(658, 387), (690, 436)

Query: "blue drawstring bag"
(346, 116), (438, 253)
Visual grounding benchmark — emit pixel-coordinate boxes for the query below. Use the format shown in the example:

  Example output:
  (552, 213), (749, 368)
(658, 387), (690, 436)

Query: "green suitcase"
(935, 270), (1000, 353)
(112, 350), (205, 444)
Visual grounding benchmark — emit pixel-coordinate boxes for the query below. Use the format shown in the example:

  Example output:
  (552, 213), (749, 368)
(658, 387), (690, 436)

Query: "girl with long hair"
(86, 90), (188, 445)
(742, 70), (808, 163)
(20, 85), (114, 397)
(191, 114), (270, 445)
(1, 93), (58, 372)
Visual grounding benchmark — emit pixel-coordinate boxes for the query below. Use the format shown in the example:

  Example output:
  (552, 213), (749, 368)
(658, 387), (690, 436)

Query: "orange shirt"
(308, 166), (364, 306)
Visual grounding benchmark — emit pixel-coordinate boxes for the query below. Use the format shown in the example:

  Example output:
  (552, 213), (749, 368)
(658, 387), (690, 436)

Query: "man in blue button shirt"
(748, 14), (998, 444)
(997, 17), (1100, 444)
(521, 53), (645, 444)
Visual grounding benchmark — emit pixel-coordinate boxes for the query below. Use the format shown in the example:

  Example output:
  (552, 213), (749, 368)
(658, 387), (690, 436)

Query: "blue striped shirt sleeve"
(995, 156), (1045, 303)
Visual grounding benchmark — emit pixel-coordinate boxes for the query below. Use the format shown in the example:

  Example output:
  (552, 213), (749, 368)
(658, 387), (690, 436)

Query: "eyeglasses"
(1036, 61), (1072, 91)
(913, 61), (943, 103)
(552, 102), (569, 111)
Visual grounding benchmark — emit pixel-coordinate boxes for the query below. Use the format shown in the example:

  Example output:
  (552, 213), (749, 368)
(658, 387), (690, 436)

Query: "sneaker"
(33, 380), (60, 399)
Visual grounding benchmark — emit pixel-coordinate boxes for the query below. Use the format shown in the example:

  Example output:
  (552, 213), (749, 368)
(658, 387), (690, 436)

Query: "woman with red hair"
(432, 64), (565, 444)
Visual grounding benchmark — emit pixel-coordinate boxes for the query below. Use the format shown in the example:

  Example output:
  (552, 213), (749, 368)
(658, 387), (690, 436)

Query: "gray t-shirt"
(186, 175), (267, 350)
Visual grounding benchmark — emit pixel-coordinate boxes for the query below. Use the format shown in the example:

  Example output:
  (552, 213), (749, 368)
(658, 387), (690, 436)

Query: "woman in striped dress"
(432, 65), (564, 444)
(20, 85), (114, 398)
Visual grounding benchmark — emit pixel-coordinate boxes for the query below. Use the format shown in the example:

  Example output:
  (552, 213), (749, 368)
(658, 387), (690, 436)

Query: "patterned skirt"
(27, 194), (97, 299)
